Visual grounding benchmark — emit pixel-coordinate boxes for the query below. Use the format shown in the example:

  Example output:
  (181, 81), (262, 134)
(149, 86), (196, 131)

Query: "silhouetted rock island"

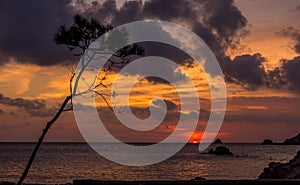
(260, 133), (300, 145)
(192, 176), (206, 180)
(208, 146), (233, 155)
(214, 139), (223, 144)
(283, 133), (300, 145)
(259, 150), (300, 179)
(261, 139), (274, 145)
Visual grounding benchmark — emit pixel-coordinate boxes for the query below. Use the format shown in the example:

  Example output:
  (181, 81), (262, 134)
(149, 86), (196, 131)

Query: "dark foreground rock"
(261, 139), (274, 145)
(0, 182), (71, 185)
(259, 151), (300, 179)
(0, 182), (15, 185)
(2, 180), (300, 185)
(214, 139), (223, 144)
(73, 179), (300, 185)
(283, 133), (300, 145)
(208, 146), (233, 155)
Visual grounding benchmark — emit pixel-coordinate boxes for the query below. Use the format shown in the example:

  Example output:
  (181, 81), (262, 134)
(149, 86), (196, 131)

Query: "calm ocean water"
(1, 143), (300, 184)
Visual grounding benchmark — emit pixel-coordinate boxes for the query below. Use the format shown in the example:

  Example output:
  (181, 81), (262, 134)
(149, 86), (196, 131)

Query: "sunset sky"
(1, 0), (300, 143)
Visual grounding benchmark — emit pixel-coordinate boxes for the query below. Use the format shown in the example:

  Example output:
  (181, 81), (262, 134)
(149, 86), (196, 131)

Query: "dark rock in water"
(192, 176), (206, 180)
(259, 150), (300, 179)
(283, 133), (300, 145)
(261, 139), (274, 145)
(260, 134), (300, 145)
(208, 146), (233, 155)
(214, 138), (223, 144)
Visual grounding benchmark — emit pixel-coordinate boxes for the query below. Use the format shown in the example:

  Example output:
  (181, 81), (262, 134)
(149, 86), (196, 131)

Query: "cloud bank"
(78, 0), (270, 90)
(0, 93), (55, 117)
(0, 0), (299, 92)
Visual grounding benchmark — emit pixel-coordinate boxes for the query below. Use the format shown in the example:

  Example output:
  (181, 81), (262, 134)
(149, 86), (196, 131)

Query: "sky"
(0, 0), (300, 143)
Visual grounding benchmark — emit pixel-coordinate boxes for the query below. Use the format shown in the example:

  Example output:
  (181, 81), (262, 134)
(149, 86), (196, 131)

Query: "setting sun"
(189, 132), (203, 143)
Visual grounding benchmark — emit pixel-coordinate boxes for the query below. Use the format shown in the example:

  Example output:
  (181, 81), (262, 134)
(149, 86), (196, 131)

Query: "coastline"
(73, 180), (300, 185)
(2, 180), (300, 185)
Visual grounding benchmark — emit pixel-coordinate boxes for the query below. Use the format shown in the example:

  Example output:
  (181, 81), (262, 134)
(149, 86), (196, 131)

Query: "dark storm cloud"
(0, 93), (55, 117)
(277, 26), (300, 54)
(222, 53), (267, 90)
(77, 0), (118, 23)
(276, 27), (300, 92)
(0, 0), (75, 66)
(282, 56), (300, 92)
(79, 0), (266, 88)
(142, 0), (197, 21)
(111, 0), (248, 59)
(0, 0), (267, 90)
(138, 1), (258, 89)
(112, 0), (144, 25)
(264, 67), (287, 89)
(201, 0), (248, 56)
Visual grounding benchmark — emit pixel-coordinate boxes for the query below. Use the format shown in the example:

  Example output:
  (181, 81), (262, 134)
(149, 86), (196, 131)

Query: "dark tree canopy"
(54, 14), (144, 57)
(54, 15), (113, 56)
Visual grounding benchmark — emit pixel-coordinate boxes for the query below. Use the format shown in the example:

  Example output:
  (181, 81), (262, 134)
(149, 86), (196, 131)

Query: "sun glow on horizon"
(189, 132), (203, 143)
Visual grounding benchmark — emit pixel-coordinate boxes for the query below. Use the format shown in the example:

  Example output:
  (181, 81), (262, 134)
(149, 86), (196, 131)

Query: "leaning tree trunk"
(17, 95), (72, 185)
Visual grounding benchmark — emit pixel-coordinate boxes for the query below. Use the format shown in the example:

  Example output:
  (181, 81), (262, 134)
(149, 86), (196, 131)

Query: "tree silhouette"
(17, 15), (144, 185)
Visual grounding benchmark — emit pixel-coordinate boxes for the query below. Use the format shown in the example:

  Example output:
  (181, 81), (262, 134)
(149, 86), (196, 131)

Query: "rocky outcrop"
(208, 146), (233, 155)
(214, 139), (223, 144)
(261, 139), (274, 145)
(259, 151), (300, 179)
(260, 133), (300, 145)
(283, 133), (300, 145)
(0, 182), (15, 185)
(191, 177), (206, 180)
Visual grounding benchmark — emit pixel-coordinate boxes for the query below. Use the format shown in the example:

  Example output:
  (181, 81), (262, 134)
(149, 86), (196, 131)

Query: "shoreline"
(73, 180), (300, 185)
(2, 180), (300, 185)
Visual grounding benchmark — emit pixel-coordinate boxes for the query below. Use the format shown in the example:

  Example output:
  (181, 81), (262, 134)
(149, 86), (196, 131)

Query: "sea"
(1, 142), (300, 184)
